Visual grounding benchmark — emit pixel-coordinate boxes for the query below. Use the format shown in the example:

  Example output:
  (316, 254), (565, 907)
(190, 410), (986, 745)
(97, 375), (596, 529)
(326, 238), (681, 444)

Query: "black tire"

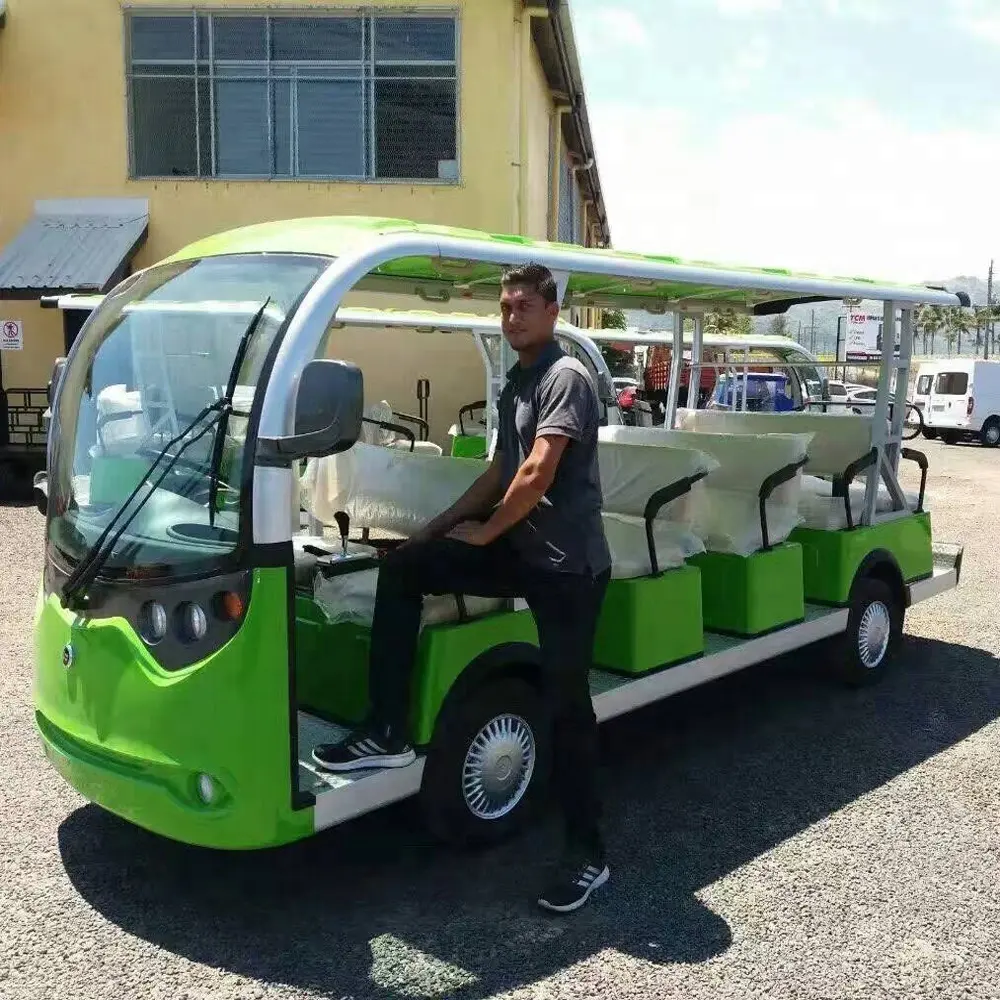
(828, 576), (904, 687)
(419, 676), (549, 847)
(921, 427), (939, 441)
(940, 430), (959, 445)
(980, 417), (1000, 449)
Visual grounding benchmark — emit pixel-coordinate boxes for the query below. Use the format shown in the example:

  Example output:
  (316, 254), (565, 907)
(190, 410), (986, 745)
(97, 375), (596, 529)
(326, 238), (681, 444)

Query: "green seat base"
(593, 564), (704, 675)
(688, 543), (805, 636)
(450, 434), (487, 459)
(790, 512), (933, 605)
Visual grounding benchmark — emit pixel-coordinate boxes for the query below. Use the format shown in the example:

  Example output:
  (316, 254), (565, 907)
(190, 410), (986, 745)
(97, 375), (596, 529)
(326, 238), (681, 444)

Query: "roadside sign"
(842, 309), (900, 361)
(1, 319), (23, 351)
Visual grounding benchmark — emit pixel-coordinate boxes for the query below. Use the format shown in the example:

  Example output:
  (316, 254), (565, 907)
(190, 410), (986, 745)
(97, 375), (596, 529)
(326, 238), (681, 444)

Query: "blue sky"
(573, 0), (1000, 282)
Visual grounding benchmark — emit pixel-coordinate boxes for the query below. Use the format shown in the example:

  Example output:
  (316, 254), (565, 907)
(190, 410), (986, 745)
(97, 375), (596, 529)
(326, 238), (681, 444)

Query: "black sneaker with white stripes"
(537, 857), (610, 913)
(312, 730), (416, 772)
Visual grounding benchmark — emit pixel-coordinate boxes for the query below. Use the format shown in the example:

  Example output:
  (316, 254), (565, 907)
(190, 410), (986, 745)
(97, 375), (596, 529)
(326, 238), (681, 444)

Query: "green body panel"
(33, 568), (313, 850)
(790, 513), (934, 604)
(410, 610), (538, 746)
(293, 598), (538, 747)
(450, 435), (488, 459)
(294, 598), (371, 725)
(593, 565), (703, 674)
(689, 544), (805, 636)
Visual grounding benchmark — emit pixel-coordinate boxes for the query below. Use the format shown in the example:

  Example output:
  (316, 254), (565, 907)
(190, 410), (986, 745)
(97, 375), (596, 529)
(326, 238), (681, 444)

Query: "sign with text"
(841, 309), (900, 361)
(1, 319), (23, 351)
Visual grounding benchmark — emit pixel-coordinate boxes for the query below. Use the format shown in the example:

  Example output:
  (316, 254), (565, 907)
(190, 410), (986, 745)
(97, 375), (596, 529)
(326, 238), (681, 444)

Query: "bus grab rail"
(361, 417), (416, 452)
(831, 447), (880, 531)
(643, 471), (710, 577)
(759, 457), (809, 551)
(900, 447), (928, 513)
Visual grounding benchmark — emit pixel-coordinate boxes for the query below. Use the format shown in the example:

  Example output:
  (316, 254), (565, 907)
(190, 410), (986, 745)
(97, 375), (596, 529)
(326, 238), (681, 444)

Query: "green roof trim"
(161, 216), (968, 313)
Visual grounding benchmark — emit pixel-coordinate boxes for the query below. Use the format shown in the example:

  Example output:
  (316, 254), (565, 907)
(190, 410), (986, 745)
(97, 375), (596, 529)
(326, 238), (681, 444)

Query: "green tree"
(768, 314), (790, 338)
(598, 309), (634, 376)
(705, 309), (753, 337)
(946, 307), (970, 356)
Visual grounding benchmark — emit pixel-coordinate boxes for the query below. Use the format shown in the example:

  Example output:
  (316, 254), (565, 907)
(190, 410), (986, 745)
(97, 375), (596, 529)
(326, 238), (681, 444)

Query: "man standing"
(314, 263), (612, 913)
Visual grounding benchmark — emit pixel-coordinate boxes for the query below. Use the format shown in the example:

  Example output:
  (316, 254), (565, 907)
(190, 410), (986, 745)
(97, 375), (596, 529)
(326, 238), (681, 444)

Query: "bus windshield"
(47, 254), (328, 577)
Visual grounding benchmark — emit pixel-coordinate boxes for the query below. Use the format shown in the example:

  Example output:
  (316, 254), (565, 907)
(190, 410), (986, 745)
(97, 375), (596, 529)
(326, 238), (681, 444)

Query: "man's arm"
(411, 454), (505, 543)
(451, 434), (568, 545)
(449, 364), (589, 546)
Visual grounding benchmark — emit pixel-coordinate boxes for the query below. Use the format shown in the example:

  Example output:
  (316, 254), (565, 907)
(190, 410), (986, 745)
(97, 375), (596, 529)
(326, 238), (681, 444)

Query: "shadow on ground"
(58, 635), (1000, 999)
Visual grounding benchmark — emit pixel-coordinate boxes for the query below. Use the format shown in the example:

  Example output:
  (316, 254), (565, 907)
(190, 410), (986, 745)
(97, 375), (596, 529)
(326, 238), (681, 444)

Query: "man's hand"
(446, 521), (492, 546)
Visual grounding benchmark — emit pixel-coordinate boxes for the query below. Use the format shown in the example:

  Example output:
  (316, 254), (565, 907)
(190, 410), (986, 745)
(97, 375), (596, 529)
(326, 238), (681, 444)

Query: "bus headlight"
(139, 601), (168, 644)
(179, 602), (208, 643)
(196, 773), (217, 804)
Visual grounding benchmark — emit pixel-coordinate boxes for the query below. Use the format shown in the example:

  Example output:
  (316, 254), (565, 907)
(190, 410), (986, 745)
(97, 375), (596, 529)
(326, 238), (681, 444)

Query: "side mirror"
(257, 359), (363, 465)
(48, 357), (67, 407)
(33, 471), (48, 517)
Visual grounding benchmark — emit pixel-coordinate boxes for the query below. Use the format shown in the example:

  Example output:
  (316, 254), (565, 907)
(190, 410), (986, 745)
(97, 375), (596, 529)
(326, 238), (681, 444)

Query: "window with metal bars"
(126, 11), (459, 182)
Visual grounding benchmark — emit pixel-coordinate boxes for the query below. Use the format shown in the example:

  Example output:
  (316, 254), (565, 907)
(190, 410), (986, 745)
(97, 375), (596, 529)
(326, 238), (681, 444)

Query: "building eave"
(524, 0), (612, 247)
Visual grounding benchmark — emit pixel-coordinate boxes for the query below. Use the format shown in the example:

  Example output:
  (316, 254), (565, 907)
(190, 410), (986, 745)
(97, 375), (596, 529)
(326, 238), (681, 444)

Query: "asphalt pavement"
(1, 438), (998, 1000)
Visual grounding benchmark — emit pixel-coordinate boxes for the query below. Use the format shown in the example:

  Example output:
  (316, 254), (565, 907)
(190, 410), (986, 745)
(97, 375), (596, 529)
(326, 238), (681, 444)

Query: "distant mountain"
(626, 275), (993, 359)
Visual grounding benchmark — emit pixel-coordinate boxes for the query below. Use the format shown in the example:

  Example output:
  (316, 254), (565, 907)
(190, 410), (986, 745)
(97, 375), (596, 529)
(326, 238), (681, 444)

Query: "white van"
(912, 362), (935, 420)
(923, 359), (1000, 446)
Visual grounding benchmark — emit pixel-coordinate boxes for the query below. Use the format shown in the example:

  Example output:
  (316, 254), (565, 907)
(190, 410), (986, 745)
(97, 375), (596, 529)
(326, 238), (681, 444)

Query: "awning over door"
(0, 198), (148, 299)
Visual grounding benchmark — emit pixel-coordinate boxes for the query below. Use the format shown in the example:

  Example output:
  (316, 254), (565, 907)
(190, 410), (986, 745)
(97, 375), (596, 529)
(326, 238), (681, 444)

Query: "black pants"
(367, 535), (610, 856)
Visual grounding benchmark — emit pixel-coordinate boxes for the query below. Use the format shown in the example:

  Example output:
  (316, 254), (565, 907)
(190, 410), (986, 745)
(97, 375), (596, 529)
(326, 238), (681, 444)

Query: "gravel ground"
(1, 438), (998, 1000)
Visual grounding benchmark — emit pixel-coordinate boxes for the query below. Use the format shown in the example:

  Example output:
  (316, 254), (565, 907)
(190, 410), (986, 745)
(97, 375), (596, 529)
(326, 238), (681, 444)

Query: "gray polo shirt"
(496, 339), (611, 577)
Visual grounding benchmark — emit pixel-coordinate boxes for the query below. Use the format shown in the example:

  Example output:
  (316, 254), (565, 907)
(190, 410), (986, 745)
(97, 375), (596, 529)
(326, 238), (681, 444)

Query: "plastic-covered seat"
(677, 409), (922, 530)
(599, 425), (813, 555)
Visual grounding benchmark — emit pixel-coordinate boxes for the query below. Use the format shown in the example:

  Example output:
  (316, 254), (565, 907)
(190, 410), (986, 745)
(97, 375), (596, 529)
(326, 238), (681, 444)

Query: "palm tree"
(946, 307), (971, 356)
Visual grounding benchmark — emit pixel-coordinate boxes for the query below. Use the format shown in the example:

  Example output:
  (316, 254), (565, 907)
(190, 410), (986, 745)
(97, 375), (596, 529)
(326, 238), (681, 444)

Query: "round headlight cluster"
(138, 600), (211, 645)
(138, 601), (168, 644)
(180, 602), (208, 643)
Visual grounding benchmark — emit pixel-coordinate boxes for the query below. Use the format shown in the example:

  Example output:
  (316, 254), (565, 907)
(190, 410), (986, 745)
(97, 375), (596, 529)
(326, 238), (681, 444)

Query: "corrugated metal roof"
(0, 198), (148, 298)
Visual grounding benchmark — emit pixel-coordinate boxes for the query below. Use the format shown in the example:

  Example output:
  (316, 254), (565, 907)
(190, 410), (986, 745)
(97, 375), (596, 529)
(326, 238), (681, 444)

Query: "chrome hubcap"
(986, 424), (1000, 445)
(857, 600), (892, 668)
(462, 714), (535, 820)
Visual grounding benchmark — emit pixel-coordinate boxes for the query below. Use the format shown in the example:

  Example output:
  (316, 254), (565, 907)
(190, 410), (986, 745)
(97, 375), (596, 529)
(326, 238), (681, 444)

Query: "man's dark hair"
(501, 262), (559, 305)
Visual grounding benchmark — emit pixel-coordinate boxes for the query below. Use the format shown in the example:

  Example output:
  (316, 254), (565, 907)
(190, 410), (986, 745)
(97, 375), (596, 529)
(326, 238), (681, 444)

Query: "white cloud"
(589, 99), (1000, 282)
(715, 0), (782, 14)
(822, 0), (897, 22)
(577, 5), (651, 52)
(951, 0), (1000, 46)
(721, 33), (770, 92)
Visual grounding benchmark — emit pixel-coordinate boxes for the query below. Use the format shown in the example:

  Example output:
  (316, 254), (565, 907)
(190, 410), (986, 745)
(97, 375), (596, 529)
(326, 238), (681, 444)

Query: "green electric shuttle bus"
(33, 216), (966, 850)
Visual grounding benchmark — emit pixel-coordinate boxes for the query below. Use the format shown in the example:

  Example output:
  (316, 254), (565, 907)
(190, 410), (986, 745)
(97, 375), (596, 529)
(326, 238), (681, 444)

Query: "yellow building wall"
(523, 34), (554, 241)
(0, 0), (534, 420)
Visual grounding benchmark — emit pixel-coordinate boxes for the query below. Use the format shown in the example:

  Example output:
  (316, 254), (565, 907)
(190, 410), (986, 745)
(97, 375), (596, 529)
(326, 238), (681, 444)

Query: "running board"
(298, 712), (426, 832)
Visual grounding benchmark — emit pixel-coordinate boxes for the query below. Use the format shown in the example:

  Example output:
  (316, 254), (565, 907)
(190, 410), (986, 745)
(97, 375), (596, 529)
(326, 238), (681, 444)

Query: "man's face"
(500, 283), (559, 352)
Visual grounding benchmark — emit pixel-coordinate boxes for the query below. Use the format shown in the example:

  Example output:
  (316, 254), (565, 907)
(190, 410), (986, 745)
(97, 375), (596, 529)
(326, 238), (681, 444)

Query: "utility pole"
(987, 259), (994, 361)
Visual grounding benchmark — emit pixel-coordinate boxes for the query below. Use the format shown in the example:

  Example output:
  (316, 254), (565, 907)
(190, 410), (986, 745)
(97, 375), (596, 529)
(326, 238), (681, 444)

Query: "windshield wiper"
(60, 403), (225, 609)
(207, 297), (270, 526)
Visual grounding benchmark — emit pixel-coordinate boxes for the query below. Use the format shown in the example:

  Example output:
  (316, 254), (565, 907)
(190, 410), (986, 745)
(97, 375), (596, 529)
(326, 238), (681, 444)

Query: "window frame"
(123, 7), (461, 185)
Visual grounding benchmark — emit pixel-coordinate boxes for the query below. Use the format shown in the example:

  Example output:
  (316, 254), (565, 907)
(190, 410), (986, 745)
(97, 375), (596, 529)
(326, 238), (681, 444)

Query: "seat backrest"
(599, 424), (813, 556)
(677, 409), (873, 478)
(302, 442), (483, 538)
(597, 432), (718, 519)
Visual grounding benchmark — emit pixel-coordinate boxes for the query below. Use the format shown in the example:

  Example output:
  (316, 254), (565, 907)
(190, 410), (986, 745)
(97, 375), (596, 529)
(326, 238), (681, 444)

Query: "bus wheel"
(830, 577), (903, 687)
(980, 418), (1000, 448)
(419, 677), (549, 847)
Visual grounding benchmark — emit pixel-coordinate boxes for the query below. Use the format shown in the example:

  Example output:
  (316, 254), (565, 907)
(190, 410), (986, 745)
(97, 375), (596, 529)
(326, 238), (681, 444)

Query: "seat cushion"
(798, 474), (921, 530)
(602, 512), (705, 578)
(313, 565), (504, 628)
